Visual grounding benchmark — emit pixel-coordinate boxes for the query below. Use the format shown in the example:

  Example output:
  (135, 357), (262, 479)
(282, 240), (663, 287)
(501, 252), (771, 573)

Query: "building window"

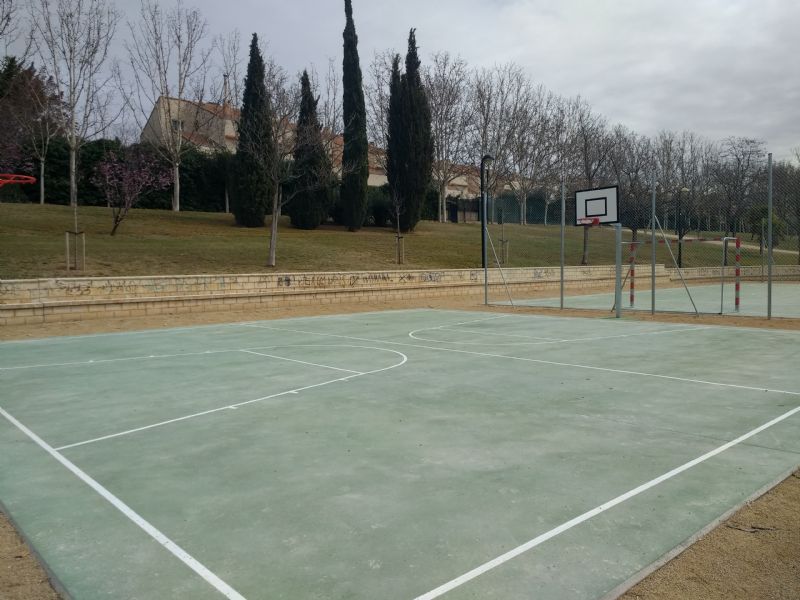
(171, 119), (184, 132)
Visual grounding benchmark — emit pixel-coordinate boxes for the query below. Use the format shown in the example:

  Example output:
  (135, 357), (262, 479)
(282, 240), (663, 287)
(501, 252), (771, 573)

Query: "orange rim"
(0, 174), (37, 188)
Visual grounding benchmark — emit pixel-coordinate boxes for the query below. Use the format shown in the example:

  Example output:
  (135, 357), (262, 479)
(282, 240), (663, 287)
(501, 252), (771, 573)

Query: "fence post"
(651, 175), (657, 314)
(560, 179), (565, 310)
(720, 238), (727, 314)
(767, 152), (773, 319)
(615, 224), (622, 319)
(735, 237), (741, 313)
(629, 242), (636, 307)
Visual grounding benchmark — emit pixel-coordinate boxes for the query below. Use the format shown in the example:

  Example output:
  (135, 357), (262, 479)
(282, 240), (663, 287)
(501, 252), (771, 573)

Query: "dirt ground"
(1, 296), (798, 599)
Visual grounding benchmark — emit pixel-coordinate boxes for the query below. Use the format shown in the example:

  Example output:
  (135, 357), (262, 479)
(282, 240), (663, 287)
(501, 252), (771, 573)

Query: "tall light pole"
(481, 154), (494, 305)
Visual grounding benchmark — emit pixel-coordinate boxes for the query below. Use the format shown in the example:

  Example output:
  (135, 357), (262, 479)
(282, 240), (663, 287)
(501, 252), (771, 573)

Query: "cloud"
(30, 0), (800, 159)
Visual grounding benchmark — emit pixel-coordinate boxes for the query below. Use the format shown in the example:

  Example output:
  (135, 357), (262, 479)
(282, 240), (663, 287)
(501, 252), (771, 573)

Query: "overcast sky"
(23, 0), (800, 160)
(208, 0), (798, 160)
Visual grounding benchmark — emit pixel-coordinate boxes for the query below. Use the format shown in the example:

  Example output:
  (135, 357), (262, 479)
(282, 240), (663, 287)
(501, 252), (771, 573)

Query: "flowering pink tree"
(94, 147), (172, 235)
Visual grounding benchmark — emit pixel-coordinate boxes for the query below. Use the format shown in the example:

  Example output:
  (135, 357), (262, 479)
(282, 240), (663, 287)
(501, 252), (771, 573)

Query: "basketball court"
(486, 183), (799, 321)
(2, 308), (798, 599)
(512, 282), (800, 318)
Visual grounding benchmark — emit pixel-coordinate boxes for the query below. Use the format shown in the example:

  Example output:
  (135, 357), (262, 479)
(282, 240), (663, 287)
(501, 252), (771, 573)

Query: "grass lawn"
(1, 203), (797, 278)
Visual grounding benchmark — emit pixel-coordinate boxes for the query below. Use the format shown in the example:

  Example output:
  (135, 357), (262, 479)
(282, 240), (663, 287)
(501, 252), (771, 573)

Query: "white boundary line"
(55, 346), (407, 451)
(413, 403), (800, 600)
(239, 350), (363, 375)
(242, 324), (800, 397)
(438, 327), (564, 341)
(0, 342), (382, 372)
(0, 348), (235, 371)
(0, 406), (247, 600)
(408, 324), (708, 346)
(0, 307), (418, 346)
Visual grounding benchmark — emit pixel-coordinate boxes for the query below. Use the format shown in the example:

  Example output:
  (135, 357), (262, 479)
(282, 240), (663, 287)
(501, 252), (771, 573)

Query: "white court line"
(0, 321), (247, 345)
(0, 406), (246, 600)
(409, 325), (707, 346)
(0, 348), (234, 371)
(55, 346), (407, 451)
(438, 327), (564, 341)
(1, 342), (378, 372)
(242, 324), (800, 397)
(413, 402), (800, 600)
(239, 350), (363, 375)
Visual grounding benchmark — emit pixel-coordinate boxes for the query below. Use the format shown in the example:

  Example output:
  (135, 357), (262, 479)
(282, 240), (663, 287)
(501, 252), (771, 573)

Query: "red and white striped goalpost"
(626, 236), (741, 312)
(735, 237), (741, 313)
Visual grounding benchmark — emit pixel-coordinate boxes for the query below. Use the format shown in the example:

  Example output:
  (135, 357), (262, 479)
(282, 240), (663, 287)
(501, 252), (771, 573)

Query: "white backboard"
(575, 186), (619, 225)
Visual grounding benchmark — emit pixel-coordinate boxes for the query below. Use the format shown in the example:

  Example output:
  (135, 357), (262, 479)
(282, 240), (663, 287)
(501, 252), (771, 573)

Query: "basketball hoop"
(575, 186), (618, 226)
(0, 174), (36, 189)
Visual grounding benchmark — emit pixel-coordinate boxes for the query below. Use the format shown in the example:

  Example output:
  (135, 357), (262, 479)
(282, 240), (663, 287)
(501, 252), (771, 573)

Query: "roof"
(158, 96), (240, 121)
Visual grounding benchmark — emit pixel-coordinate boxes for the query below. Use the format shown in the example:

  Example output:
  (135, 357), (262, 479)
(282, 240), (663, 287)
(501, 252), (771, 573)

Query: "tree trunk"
(581, 225), (589, 265)
(438, 183), (446, 223)
(69, 145), (77, 208)
(267, 187), (281, 267)
(521, 196), (526, 225)
(396, 216), (402, 264)
(172, 163), (180, 211)
(543, 201), (549, 226)
(224, 186), (229, 213)
(39, 161), (46, 205)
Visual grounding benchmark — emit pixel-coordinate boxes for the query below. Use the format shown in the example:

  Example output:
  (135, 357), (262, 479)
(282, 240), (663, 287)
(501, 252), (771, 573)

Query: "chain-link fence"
(483, 153), (800, 319)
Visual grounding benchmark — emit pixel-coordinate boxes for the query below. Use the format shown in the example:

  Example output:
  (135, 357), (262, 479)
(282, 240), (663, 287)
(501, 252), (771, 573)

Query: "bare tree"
(508, 85), (561, 225)
(0, 0), (14, 40)
(214, 28), (242, 214)
(364, 49), (395, 169)
(11, 65), (65, 203)
(469, 63), (528, 221)
(310, 58), (342, 136)
(545, 93), (578, 225)
(125, 0), (212, 212)
(263, 55), (300, 267)
(424, 51), (473, 222)
(570, 97), (613, 263)
(772, 158), (800, 262)
(214, 29), (242, 110)
(30, 0), (119, 212)
(0, 0), (30, 55)
(712, 137), (766, 236)
(259, 58), (346, 267)
(610, 125), (653, 239)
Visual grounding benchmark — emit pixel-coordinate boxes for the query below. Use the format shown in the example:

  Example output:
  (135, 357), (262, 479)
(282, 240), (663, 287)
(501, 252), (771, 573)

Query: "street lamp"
(480, 154), (494, 304)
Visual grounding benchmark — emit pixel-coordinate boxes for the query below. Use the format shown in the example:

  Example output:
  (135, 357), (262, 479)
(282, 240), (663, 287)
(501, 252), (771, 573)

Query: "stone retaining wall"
(0, 265), (672, 326)
(670, 265), (800, 281)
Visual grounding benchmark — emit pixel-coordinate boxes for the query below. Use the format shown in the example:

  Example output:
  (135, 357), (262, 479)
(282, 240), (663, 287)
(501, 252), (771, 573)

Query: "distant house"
(141, 95), (482, 221)
(141, 96), (239, 153)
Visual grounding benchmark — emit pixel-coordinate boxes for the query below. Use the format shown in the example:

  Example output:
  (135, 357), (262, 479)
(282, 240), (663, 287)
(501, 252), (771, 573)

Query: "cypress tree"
(386, 54), (404, 231)
(289, 70), (333, 229)
(341, 0), (369, 231)
(231, 34), (275, 227)
(398, 29), (433, 232)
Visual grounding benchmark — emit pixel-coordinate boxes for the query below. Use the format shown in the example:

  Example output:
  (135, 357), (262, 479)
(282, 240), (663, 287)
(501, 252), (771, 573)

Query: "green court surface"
(512, 282), (800, 318)
(1, 309), (799, 600)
